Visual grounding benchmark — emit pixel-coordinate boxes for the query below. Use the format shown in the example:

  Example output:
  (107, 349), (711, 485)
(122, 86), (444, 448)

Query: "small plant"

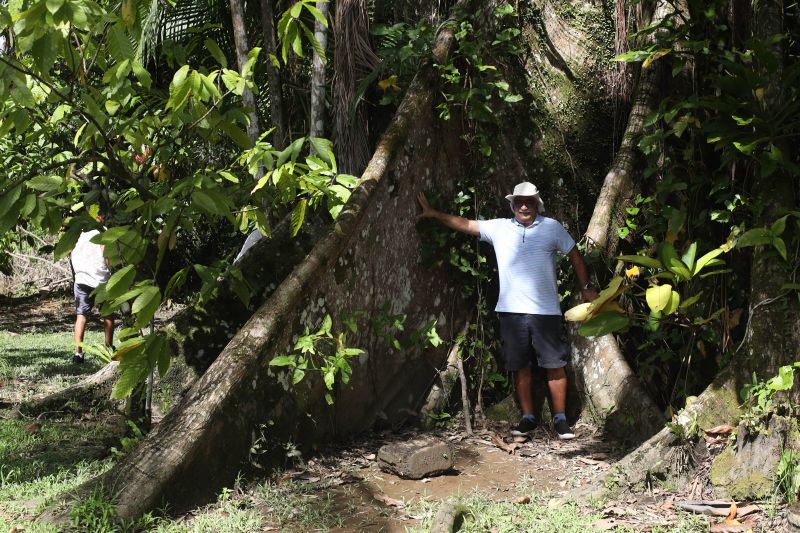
(269, 314), (364, 404)
(110, 420), (146, 458)
(739, 362), (800, 433)
(69, 486), (124, 533)
(776, 449), (800, 503)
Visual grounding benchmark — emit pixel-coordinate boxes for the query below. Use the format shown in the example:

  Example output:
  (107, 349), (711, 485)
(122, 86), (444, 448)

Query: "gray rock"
(378, 438), (455, 479)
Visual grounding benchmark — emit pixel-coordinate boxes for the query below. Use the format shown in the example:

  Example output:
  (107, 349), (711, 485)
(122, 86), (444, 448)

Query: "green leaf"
(108, 24), (135, 62)
(771, 215), (789, 236)
(157, 338), (172, 378)
(290, 198), (307, 237)
(662, 290), (680, 315)
(693, 247), (724, 275)
(269, 355), (296, 367)
(616, 254), (663, 270)
(658, 242), (692, 280)
(131, 61), (152, 89)
(192, 190), (224, 216)
(205, 38), (227, 68)
(737, 228), (772, 248)
(54, 224), (85, 260)
(219, 120), (253, 149)
(111, 337), (148, 399)
(681, 242), (697, 271)
(578, 312), (629, 336)
(27, 175), (63, 192)
(105, 264), (136, 300)
(131, 286), (160, 328)
(304, 3), (328, 28)
(229, 267), (252, 307)
(309, 137), (335, 167)
(774, 237), (788, 261)
(319, 314), (332, 335)
(679, 291), (703, 309)
(292, 367), (305, 384)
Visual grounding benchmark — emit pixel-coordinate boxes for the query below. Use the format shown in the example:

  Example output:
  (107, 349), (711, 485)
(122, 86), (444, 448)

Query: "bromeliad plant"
(565, 237), (734, 336)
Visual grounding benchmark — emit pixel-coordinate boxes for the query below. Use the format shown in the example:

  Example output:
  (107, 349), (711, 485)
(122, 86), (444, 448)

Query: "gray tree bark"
(230, 0), (262, 144)
(259, 0), (287, 149)
(309, 1), (329, 139)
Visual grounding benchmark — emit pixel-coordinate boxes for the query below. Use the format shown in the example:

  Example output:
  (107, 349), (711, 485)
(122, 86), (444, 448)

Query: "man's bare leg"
(103, 317), (114, 347)
(514, 367), (535, 414)
(546, 367), (567, 414)
(74, 314), (88, 354)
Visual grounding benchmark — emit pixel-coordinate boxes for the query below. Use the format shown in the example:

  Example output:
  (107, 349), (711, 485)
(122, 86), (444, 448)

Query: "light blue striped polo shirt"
(478, 215), (576, 315)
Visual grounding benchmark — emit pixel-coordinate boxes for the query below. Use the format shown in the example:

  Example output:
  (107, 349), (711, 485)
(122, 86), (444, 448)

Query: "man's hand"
(416, 192), (435, 221)
(580, 289), (599, 302)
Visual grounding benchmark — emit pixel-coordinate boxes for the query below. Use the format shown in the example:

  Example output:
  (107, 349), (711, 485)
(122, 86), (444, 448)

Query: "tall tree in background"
(309, 1), (330, 138)
(230, 0), (262, 144)
(333, 0), (378, 174)
(260, 0), (287, 148)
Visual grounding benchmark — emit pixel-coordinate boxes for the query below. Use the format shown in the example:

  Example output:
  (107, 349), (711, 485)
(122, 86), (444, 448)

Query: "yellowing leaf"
(565, 302), (593, 322)
(377, 75), (400, 92)
(643, 48), (672, 68)
(646, 284), (673, 313)
(625, 265), (640, 278)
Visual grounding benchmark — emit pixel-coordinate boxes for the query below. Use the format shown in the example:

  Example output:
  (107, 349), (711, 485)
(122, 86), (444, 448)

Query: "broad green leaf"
(290, 198), (307, 237)
(131, 286), (160, 328)
(681, 242), (697, 271)
(646, 284), (673, 313)
(131, 61), (152, 89)
(269, 355), (297, 366)
(54, 223), (85, 260)
(774, 238), (788, 261)
(205, 38), (228, 68)
(659, 242), (691, 280)
(292, 367), (305, 384)
(319, 314), (332, 335)
(771, 215), (789, 236)
(27, 174), (63, 192)
(737, 228), (772, 248)
(578, 312), (629, 336)
(589, 275), (625, 314)
(192, 190), (224, 216)
(120, 0), (136, 28)
(305, 3), (328, 28)
(693, 247), (724, 275)
(112, 339), (148, 399)
(229, 267), (252, 308)
(105, 264), (135, 300)
(679, 291), (703, 309)
(647, 310), (662, 332)
(662, 290), (680, 315)
(108, 25), (135, 61)
(617, 254), (663, 270)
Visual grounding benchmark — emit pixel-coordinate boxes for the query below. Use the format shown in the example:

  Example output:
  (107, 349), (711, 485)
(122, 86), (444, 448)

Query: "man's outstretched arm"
(416, 192), (480, 236)
(567, 247), (599, 302)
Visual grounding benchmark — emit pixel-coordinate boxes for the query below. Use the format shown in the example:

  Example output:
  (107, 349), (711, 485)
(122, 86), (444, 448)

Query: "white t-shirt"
(478, 216), (575, 315)
(70, 229), (110, 288)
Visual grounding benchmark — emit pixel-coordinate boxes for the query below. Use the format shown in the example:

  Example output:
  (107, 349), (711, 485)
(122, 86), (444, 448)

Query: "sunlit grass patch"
(0, 331), (105, 400)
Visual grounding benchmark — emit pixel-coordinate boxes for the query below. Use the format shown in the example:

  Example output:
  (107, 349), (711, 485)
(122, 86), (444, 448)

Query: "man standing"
(416, 182), (597, 439)
(70, 218), (114, 363)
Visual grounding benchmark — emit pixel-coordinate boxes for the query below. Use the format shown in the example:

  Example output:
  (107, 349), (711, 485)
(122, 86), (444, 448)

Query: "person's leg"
(74, 314), (88, 354)
(103, 317), (114, 347)
(545, 366), (567, 413)
(515, 367), (535, 414)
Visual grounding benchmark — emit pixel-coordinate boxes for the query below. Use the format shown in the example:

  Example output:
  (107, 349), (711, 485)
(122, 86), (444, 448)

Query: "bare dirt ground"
(0, 290), (75, 333)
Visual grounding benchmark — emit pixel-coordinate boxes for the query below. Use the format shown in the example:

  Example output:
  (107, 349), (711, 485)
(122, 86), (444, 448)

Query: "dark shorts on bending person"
(498, 312), (568, 371)
(74, 283), (97, 316)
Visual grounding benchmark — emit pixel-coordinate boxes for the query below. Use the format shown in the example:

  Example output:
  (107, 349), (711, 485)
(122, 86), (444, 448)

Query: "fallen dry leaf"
(490, 434), (519, 454)
(512, 496), (530, 504)
(374, 493), (404, 508)
(591, 518), (622, 530)
(364, 453), (376, 460)
(709, 522), (749, 533)
(24, 423), (40, 433)
(705, 424), (736, 436)
(725, 502), (738, 521)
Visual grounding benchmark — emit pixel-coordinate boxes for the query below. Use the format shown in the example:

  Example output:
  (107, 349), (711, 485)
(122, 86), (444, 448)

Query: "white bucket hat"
(505, 182), (545, 212)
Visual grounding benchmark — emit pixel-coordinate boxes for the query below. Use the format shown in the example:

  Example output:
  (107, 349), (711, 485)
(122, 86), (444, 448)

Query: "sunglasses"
(512, 197), (538, 208)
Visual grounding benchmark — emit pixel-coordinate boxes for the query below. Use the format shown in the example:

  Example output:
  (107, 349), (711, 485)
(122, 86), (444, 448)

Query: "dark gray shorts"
(498, 313), (568, 371)
(74, 283), (96, 316)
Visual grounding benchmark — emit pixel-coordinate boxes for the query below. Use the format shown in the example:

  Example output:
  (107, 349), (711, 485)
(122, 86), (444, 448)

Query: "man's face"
(512, 196), (538, 225)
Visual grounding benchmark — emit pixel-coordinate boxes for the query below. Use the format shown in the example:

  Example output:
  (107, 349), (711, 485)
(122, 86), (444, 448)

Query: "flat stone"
(378, 437), (455, 479)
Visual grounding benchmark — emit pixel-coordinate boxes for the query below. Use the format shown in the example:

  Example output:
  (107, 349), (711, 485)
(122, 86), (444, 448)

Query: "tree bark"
(229, 0), (261, 145)
(309, 1), (329, 139)
(17, 362), (119, 416)
(259, 0), (287, 149)
(333, 0), (378, 174)
(569, 0), (673, 444)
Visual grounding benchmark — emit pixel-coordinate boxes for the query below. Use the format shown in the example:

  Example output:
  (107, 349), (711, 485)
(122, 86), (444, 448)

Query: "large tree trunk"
(39, 11), (472, 523)
(568, 0), (673, 444)
(584, 0), (800, 498)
